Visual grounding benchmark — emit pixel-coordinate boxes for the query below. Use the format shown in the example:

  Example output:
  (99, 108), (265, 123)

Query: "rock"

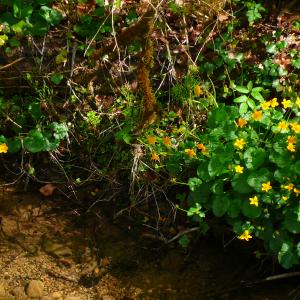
(1, 217), (18, 237)
(50, 291), (63, 299)
(0, 281), (7, 296)
(64, 297), (84, 300)
(41, 297), (52, 300)
(101, 295), (116, 300)
(12, 286), (27, 299)
(26, 280), (44, 298)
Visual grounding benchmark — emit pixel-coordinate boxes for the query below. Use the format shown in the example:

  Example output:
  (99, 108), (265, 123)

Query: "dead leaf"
(218, 13), (229, 22)
(39, 183), (57, 197)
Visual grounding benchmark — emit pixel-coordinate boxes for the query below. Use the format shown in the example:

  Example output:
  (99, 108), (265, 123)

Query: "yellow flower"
(296, 97), (300, 109)
(162, 137), (172, 146)
(196, 143), (208, 154)
(287, 143), (296, 152)
(287, 136), (297, 144)
(294, 188), (300, 197)
(282, 98), (291, 109)
(194, 85), (204, 96)
(151, 153), (160, 161)
(270, 98), (279, 107)
(237, 118), (247, 128)
(147, 136), (156, 145)
(261, 101), (271, 110)
(249, 196), (259, 207)
(282, 196), (288, 201)
(235, 165), (244, 174)
(238, 230), (252, 241)
(283, 183), (294, 191)
(290, 122), (300, 134)
(185, 148), (196, 158)
(0, 143), (8, 153)
(261, 181), (272, 192)
(234, 138), (246, 150)
(277, 121), (289, 131)
(252, 110), (263, 121)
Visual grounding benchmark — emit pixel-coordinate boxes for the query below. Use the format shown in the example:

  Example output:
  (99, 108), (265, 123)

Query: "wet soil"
(0, 182), (300, 300)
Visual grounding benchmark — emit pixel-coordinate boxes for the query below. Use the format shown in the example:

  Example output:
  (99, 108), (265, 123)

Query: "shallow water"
(0, 183), (299, 300)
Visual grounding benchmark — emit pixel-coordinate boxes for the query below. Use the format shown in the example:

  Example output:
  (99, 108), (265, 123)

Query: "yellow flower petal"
(261, 181), (272, 192)
(184, 148), (196, 158)
(147, 136), (156, 145)
(238, 230), (252, 241)
(282, 99), (291, 109)
(252, 110), (263, 121)
(0, 143), (8, 153)
(235, 165), (244, 174)
(234, 138), (246, 150)
(249, 196), (259, 207)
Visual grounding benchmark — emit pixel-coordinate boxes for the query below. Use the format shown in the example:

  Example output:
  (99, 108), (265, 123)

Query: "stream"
(0, 182), (299, 300)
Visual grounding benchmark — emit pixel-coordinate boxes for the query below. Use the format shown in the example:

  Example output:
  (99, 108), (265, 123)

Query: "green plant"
(142, 86), (300, 268)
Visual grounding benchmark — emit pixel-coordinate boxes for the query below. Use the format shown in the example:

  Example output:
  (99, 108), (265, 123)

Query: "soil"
(1, 182), (300, 300)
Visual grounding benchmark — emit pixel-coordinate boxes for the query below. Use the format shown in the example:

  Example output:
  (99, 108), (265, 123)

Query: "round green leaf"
(241, 200), (261, 218)
(212, 195), (230, 217)
(244, 147), (266, 170)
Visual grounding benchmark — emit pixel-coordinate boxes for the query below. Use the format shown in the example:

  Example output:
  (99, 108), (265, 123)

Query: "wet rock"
(101, 295), (116, 300)
(1, 217), (19, 237)
(26, 280), (44, 298)
(41, 291), (63, 300)
(64, 296), (84, 300)
(12, 286), (27, 299)
(0, 281), (7, 296)
(50, 291), (63, 299)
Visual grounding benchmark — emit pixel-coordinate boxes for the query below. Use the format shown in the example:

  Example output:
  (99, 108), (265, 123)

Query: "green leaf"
(208, 156), (227, 177)
(246, 81), (253, 91)
(243, 147), (266, 170)
(269, 151), (293, 168)
(24, 130), (47, 153)
(232, 173), (253, 194)
(178, 235), (190, 248)
(283, 209), (300, 234)
(197, 161), (211, 180)
(247, 168), (272, 192)
(235, 86), (249, 94)
(211, 180), (224, 194)
(188, 177), (202, 192)
(212, 195), (230, 217)
(227, 198), (241, 218)
(241, 200), (261, 218)
(7, 138), (21, 153)
(233, 95), (248, 103)
(0, 34), (8, 46)
(292, 58), (300, 69)
(251, 87), (264, 101)
(239, 102), (248, 115)
(278, 243), (299, 269)
(39, 6), (63, 26)
(266, 43), (277, 54)
(51, 122), (68, 140)
(294, 161), (300, 175)
(247, 98), (256, 110)
(28, 102), (43, 120)
(51, 73), (64, 85)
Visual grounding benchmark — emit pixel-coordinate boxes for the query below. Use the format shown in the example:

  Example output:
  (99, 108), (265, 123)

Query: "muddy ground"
(0, 181), (300, 300)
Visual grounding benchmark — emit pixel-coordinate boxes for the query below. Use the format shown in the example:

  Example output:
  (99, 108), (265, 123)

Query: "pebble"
(0, 282), (6, 296)
(101, 295), (116, 300)
(26, 280), (44, 298)
(12, 286), (27, 299)
(51, 291), (63, 299)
